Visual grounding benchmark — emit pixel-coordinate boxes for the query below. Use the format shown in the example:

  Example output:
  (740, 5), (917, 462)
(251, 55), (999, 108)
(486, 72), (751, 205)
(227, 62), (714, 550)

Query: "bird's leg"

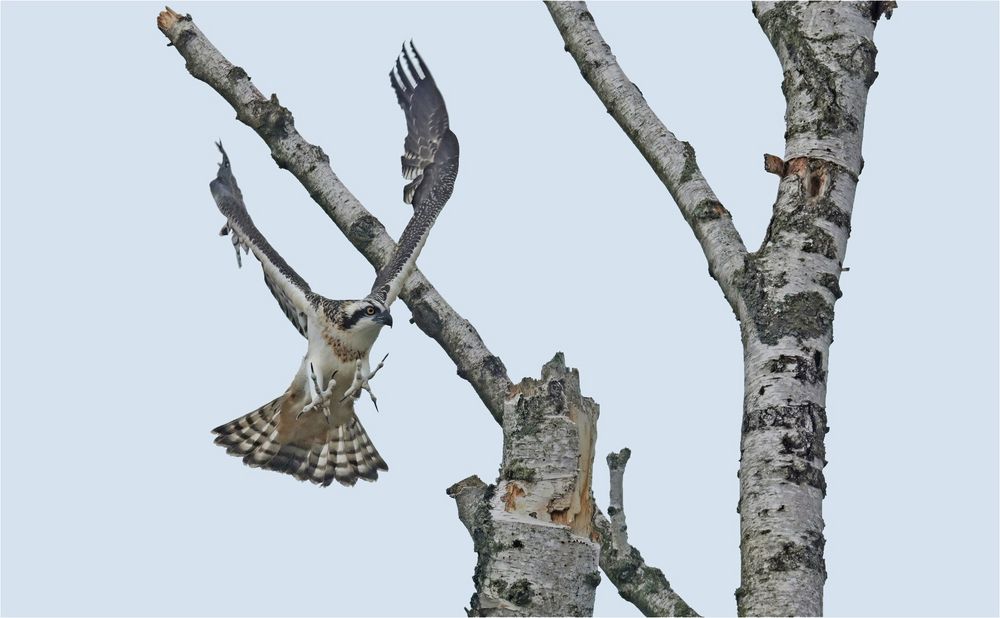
(341, 353), (388, 410)
(222, 225), (249, 268)
(298, 364), (338, 421)
(340, 360), (365, 402)
(297, 363), (325, 419)
(308, 362), (323, 398)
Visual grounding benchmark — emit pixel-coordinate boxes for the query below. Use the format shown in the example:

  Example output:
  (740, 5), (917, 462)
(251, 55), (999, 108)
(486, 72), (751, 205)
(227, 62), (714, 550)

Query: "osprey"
(210, 43), (459, 486)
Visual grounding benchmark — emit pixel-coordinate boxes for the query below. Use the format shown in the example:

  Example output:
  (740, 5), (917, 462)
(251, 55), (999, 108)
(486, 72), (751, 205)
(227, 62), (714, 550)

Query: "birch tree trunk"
(736, 5), (878, 614)
(450, 354), (601, 616)
(547, 2), (888, 614)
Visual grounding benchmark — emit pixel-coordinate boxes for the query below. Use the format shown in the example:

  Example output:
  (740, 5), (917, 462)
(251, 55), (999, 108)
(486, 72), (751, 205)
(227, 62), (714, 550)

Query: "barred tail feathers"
(212, 397), (281, 457)
(212, 404), (387, 487)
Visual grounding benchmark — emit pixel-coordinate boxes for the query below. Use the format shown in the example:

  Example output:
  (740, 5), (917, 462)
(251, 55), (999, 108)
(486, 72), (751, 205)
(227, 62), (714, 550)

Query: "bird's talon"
(339, 355), (387, 408)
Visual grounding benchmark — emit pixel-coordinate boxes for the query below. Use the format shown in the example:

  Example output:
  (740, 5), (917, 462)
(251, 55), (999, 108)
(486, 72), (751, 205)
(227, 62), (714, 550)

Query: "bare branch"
(593, 449), (698, 617)
(545, 1), (749, 314)
(606, 448), (632, 549)
(157, 7), (512, 424)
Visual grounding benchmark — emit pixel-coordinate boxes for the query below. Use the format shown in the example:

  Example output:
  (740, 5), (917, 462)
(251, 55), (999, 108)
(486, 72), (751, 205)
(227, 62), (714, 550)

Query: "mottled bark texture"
(548, 2), (887, 615)
(448, 354), (600, 616)
(156, 8), (511, 424)
(735, 4), (879, 615)
(593, 450), (698, 617)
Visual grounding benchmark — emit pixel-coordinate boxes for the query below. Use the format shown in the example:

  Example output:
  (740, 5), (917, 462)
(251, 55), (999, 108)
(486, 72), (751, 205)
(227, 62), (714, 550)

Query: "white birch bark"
(735, 4), (879, 615)
(545, 1), (749, 315)
(547, 2), (887, 615)
(448, 354), (600, 616)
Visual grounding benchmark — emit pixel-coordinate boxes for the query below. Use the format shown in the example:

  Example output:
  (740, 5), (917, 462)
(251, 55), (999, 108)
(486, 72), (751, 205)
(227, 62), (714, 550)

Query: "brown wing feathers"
(371, 43), (459, 306)
(391, 43), (447, 187)
(210, 143), (314, 337)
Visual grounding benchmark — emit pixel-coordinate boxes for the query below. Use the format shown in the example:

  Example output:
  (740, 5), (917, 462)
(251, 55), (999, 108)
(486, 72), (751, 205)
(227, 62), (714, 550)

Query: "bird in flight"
(210, 42), (459, 486)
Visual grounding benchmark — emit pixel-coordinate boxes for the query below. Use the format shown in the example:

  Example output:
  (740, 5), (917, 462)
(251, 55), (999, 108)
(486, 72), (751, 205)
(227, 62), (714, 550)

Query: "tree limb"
(156, 7), (511, 424)
(545, 1), (749, 315)
(595, 449), (698, 617)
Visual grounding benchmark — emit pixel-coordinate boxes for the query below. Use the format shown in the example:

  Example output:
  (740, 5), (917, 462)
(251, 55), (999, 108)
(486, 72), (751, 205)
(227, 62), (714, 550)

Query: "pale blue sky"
(2, 2), (998, 616)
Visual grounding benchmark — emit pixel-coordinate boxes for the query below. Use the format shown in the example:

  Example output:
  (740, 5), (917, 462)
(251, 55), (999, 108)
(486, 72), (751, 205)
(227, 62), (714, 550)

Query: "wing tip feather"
(215, 140), (230, 168)
(406, 40), (429, 81)
(391, 40), (431, 94)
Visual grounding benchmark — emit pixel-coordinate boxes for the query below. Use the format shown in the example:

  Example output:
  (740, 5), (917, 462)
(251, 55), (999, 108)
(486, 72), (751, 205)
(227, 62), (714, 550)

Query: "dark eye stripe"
(342, 308), (370, 329)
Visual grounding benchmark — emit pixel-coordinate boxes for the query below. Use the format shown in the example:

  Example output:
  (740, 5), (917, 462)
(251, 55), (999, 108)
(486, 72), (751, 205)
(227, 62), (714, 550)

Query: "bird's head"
(338, 299), (392, 343)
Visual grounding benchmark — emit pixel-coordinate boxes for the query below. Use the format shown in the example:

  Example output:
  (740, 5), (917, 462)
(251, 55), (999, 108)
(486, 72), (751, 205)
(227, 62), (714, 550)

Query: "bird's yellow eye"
(365, 306), (377, 316)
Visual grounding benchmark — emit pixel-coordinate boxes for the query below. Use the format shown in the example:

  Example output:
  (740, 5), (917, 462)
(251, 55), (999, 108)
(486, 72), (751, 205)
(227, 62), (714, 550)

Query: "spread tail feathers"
(213, 402), (388, 487)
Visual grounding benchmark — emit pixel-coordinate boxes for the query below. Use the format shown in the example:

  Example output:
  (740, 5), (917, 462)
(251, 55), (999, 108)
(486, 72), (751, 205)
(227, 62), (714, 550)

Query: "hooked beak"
(374, 310), (393, 328)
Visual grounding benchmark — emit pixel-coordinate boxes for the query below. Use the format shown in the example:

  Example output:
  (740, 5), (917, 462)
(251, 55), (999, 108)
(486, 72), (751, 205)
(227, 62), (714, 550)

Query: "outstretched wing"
(210, 143), (315, 337)
(369, 42), (460, 306)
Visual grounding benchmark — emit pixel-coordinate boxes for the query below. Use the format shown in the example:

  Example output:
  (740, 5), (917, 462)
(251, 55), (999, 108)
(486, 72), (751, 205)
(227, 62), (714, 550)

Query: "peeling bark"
(449, 354), (600, 616)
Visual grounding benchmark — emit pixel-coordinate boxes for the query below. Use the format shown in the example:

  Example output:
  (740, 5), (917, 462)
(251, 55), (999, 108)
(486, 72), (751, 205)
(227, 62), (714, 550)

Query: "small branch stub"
(156, 6), (183, 33)
(872, 1), (898, 21)
(764, 153), (786, 176)
(447, 476), (488, 537)
(594, 448), (698, 617)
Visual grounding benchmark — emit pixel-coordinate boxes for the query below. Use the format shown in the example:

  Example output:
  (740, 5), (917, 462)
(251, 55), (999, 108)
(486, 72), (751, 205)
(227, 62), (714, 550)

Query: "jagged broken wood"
(448, 354), (600, 617)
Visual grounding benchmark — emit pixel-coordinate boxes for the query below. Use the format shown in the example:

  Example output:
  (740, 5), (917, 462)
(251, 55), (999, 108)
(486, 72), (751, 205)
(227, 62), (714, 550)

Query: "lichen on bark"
(449, 354), (600, 616)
